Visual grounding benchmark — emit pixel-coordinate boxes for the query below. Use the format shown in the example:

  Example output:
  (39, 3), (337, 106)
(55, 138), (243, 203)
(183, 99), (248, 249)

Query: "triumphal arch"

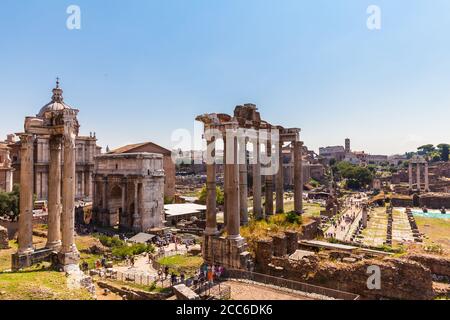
(12, 80), (80, 270)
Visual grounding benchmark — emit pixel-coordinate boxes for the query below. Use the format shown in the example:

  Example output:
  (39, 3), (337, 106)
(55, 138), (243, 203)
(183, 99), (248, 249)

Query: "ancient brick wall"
(299, 219), (320, 240)
(419, 194), (450, 209)
(269, 256), (434, 300)
(253, 232), (436, 300)
(407, 254), (450, 277)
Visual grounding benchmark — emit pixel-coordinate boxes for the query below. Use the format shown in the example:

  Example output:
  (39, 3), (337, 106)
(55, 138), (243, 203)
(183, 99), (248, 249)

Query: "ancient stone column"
(276, 141), (284, 213)
(416, 163), (421, 191)
(87, 171), (92, 201)
(239, 137), (248, 226)
(102, 178), (108, 211)
(81, 171), (85, 198)
(46, 135), (62, 250)
(265, 138), (274, 217)
(294, 141), (303, 214)
(60, 129), (79, 265)
(408, 162), (413, 190)
(253, 134), (263, 220)
(5, 170), (13, 193)
(226, 132), (241, 239)
(424, 162), (430, 192)
(205, 137), (218, 235)
(121, 181), (127, 214)
(133, 181), (141, 230)
(18, 134), (34, 255)
(223, 136), (228, 228)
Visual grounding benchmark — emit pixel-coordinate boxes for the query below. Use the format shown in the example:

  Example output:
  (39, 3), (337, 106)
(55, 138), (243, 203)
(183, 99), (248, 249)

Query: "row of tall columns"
(204, 131), (304, 240)
(17, 131), (78, 261)
(408, 162), (430, 192)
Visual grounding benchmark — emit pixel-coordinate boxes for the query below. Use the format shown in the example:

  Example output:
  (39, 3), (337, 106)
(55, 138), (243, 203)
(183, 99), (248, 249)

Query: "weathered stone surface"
(0, 225), (9, 249)
(93, 153), (165, 232)
(299, 219), (320, 240)
(284, 231), (299, 255)
(407, 253), (450, 277)
(272, 234), (287, 257)
(267, 255), (434, 300)
(173, 284), (200, 300)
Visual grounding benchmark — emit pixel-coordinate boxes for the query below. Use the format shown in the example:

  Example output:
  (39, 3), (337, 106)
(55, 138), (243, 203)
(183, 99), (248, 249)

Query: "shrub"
(111, 243), (155, 260)
(96, 234), (125, 248)
(285, 211), (301, 225)
(198, 185), (224, 205)
(424, 243), (444, 255)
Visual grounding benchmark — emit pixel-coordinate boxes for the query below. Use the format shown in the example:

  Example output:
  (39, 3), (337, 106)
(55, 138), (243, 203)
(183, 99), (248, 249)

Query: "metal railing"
(224, 269), (360, 300)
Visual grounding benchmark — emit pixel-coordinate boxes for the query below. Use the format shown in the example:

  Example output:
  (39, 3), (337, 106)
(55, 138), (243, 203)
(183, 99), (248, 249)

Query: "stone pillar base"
(204, 227), (219, 236)
(11, 248), (54, 271)
(58, 249), (80, 267)
(46, 240), (62, 251)
(11, 252), (34, 271)
(202, 235), (252, 270)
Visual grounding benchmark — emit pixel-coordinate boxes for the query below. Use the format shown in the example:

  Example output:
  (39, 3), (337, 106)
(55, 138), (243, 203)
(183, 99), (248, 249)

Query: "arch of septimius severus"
(196, 104), (303, 269)
(12, 80), (80, 270)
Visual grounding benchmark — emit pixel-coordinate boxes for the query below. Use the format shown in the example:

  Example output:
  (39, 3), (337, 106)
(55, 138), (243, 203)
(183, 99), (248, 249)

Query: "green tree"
(334, 162), (373, 190)
(417, 144), (435, 155)
(0, 184), (20, 221)
(198, 185), (224, 205)
(437, 143), (449, 162)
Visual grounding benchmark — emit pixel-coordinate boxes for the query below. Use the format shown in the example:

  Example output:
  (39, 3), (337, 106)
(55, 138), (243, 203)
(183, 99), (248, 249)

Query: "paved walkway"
(325, 194), (365, 241)
(112, 242), (194, 287)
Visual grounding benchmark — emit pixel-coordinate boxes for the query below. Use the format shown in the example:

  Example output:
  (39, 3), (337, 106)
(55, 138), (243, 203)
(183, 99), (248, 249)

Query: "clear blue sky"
(1, 0), (449, 155)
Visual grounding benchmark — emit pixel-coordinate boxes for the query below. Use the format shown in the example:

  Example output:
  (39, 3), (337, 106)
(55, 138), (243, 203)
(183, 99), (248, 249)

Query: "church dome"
(37, 78), (73, 117)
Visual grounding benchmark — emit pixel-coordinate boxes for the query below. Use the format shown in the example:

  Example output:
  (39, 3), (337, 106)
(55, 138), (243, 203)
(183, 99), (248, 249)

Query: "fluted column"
(276, 141), (284, 213)
(265, 138), (274, 217)
(253, 134), (263, 220)
(294, 141), (303, 214)
(133, 181), (141, 231)
(46, 135), (62, 250)
(18, 134), (34, 255)
(205, 136), (218, 235)
(239, 137), (248, 226)
(60, 128), (79, 264)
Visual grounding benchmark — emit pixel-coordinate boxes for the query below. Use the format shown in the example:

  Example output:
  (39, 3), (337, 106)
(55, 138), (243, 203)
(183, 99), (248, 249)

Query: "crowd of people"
(154, 263), (225, 289)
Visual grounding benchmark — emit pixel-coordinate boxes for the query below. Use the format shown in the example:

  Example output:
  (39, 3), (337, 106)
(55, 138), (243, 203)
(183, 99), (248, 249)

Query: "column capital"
(19, 133), (34, 146)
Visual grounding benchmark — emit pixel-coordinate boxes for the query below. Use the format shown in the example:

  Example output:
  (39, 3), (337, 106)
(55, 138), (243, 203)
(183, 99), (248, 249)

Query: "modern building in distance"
(319, 145), (346, 163)
(108, 142), (176, 200)
(320, 138), (388, 165)
(6, 84), (101, 201)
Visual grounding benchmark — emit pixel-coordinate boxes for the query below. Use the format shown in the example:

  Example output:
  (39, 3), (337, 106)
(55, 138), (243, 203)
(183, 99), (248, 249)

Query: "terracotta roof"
(109, 142), (171, 155)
